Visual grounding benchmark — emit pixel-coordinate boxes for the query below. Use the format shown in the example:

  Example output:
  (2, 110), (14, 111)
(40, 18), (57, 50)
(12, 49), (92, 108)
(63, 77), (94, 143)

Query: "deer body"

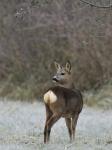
(43, 61), (83, 143)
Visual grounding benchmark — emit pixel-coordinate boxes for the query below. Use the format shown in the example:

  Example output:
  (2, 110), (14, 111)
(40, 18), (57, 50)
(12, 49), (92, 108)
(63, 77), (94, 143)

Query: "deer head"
(52, 61), (73, 89)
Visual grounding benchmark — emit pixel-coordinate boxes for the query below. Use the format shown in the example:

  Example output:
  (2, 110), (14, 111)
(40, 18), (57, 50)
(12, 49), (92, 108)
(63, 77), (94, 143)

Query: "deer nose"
(52, 76), (58, 82)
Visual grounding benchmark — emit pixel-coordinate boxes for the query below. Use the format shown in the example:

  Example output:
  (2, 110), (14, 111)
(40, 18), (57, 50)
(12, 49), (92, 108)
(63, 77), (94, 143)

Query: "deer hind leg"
(65, 118), (73, 142)
(44, 104), (53, 143)
(72, 113), (79, 140)
(44, 113), (61, 143)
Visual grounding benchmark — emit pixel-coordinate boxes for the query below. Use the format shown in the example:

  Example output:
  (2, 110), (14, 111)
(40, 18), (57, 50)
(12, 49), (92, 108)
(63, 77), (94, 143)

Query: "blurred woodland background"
(0, 0), (112, 103)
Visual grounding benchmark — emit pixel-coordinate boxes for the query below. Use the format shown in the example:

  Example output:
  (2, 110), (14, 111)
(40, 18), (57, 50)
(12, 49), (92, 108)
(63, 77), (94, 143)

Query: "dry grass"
(84, 81), (112, 109)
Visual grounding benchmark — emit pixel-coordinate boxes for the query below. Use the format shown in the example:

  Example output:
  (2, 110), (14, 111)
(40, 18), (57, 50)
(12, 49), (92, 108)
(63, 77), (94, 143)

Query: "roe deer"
(43, 61), (83, 143)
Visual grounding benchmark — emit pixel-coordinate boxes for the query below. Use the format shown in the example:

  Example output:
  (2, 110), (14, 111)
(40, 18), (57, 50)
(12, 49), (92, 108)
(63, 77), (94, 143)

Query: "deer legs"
(65, 118), (73, 141)
(44, 112), (61, 143)
(72, 114), (79, 140)
(65, 114), (79, 142)
(44, 113), (79, 143)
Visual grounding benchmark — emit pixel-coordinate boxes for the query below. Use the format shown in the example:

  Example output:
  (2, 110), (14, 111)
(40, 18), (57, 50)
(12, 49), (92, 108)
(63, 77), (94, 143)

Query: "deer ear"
(65, 61), (71, 73)
(54, 61), (61, 70)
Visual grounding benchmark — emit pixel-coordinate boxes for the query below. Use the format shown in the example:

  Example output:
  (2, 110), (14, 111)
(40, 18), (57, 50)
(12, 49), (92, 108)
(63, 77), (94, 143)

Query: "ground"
(0, 100), (112, 150)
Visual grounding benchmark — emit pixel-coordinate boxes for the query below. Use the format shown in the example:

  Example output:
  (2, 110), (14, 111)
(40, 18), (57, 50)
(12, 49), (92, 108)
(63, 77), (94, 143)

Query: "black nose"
(52, 77), (58, 82)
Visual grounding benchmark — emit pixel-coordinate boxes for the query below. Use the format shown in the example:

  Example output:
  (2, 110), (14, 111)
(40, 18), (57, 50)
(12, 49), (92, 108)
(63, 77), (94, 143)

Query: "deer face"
(52, 61), (72, 86)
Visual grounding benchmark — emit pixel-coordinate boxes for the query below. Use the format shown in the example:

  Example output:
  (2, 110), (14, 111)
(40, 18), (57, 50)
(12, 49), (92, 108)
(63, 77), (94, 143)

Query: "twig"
(80, 0), (112, 8)
(64, 143), (75, 150)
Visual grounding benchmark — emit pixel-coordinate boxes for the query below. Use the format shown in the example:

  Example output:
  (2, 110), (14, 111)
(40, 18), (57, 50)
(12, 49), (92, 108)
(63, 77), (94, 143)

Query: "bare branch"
(80, 0), (112, 8)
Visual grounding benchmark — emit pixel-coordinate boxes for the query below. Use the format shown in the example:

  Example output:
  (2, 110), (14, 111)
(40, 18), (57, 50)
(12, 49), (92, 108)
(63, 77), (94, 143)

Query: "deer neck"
(59, 81), (74, 89)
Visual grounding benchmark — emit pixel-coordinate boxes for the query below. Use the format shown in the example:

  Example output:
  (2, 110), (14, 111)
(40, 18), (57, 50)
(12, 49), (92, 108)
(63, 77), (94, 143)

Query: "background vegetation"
(0, 0), (112, 103)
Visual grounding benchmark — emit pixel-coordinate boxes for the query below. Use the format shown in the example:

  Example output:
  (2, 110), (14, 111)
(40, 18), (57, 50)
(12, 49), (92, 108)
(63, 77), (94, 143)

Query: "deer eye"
(61, 73), (65, 75)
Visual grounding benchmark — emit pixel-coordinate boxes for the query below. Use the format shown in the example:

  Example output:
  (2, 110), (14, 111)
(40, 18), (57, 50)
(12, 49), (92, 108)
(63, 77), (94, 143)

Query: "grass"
(84, 81), (112, 109)
(0, 100), (112, 150)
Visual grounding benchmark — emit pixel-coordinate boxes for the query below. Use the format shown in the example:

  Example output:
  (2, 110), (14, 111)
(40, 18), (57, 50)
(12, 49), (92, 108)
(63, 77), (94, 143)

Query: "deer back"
(44, 86), (83, 117)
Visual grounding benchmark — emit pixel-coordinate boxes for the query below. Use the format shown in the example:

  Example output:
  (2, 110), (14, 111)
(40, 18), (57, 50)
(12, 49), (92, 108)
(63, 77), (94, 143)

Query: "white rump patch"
(44, 90), (57, 104)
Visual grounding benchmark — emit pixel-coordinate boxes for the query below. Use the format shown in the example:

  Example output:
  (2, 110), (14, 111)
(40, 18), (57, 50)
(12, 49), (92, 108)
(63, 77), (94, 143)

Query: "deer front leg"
(65, 118), (72, 142)
(72, 114), (79, 140)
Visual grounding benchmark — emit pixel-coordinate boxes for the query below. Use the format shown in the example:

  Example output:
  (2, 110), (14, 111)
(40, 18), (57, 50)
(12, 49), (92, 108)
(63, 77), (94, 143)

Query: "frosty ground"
(0, 100), (112, 150)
